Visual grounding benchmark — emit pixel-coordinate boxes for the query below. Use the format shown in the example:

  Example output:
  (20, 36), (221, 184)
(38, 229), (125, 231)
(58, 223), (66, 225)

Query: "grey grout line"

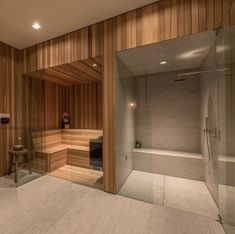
(162, 175), (166, 206)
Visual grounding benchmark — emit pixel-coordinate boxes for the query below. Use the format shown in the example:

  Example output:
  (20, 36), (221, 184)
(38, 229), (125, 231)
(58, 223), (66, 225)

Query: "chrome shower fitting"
(204, 128), (218, 138)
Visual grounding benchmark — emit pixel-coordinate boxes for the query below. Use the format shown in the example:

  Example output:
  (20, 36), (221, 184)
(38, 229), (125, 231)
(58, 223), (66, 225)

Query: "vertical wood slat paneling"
(178, 0), (185, 37)
(198, 0), (207, 32)
(103, 18), (116, 193)
(0, 43), (16, 176)
(215, 0), (223, 27)
(66, 82), (102, 129)
(207, 0), (215, 30)
(21, 0), (232, 70)
(170, 0), (178, 38)
(0, 0), (233, 191)
(192, 0), (199, 33)
(23, 78), (102, 132)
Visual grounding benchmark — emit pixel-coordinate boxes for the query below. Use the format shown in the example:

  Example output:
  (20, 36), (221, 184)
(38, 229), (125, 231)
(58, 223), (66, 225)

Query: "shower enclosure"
(115, 3), (235, 232)
(216, 3), (235, 232)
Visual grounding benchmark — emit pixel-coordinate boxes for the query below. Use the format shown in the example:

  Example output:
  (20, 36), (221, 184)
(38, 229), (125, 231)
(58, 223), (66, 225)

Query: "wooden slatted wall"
(0, 42), (18, 176)
(65, 82), (103, 129)
(22, 77), (102, 132)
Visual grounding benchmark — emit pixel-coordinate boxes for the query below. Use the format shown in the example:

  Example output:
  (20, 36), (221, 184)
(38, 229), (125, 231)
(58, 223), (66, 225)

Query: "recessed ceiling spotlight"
(92, 63), (98, 67)
(160, 61), (167, 65)
(32, 23), (41, 30)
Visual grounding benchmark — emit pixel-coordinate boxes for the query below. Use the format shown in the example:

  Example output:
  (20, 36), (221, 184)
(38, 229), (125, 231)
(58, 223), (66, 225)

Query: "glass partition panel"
(0, 69), (45, 187)
(115, 54), (154, 204)
(17, 70), (45, 186)
(216, 3), (235, 233)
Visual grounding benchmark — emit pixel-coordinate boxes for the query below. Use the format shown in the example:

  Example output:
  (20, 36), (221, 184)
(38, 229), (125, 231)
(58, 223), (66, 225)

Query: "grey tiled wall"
(135, 72), (201, 153)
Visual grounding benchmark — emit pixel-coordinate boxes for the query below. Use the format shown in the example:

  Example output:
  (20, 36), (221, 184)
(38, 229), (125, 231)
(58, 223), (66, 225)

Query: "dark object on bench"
(89, 136), (103, 168)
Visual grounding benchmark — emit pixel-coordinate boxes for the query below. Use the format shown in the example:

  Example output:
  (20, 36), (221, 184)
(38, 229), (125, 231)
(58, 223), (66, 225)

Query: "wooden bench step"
(31, 129), (103, 172)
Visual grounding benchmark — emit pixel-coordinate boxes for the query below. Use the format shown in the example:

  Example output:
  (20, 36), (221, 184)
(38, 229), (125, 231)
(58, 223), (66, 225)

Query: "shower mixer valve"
(204, 128), (218, 138)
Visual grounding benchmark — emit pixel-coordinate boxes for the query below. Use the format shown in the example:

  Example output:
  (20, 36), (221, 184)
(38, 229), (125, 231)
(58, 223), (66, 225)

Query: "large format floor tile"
(0, 175), (225, 234)
(164, 176), (218, 218)
(118, 170), (219, 218)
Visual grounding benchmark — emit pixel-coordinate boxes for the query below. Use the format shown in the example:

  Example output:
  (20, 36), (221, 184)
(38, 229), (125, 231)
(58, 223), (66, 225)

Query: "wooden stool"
(8, 149), (31, 183)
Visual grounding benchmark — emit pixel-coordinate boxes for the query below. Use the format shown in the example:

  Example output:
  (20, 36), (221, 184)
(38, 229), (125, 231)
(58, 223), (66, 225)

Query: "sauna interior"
(15, 57), (103, 189)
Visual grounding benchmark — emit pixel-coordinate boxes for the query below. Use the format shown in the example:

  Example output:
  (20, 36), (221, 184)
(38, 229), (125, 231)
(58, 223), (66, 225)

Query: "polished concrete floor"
(0, 175), (224, 234)
(118, 170), (218, 218)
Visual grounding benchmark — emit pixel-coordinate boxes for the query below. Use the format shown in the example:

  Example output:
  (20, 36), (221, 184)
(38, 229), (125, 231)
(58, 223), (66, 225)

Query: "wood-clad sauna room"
(21, 56), (103, 189)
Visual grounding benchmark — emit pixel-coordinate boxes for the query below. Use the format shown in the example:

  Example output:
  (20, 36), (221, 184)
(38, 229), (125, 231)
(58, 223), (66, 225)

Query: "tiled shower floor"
(118, 170), (218, 218)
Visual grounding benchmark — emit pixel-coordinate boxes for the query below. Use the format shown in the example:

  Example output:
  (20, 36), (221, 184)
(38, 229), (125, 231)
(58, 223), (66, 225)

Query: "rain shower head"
(174, 70), (210, 82)
(174, 76), (187, 82)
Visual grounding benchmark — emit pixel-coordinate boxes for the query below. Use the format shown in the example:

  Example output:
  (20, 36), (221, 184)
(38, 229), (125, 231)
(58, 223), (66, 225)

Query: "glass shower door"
(216, 3), (235, 233)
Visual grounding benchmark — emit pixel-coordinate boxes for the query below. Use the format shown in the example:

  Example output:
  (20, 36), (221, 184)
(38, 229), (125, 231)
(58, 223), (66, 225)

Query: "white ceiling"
(0, 0), (156, 49)
(116, 31), (216, 76)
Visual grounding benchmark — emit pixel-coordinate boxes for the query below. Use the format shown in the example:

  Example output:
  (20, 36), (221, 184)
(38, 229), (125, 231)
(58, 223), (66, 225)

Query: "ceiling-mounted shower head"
(174, 70), (210, 82)
(174, 76), (187, 82)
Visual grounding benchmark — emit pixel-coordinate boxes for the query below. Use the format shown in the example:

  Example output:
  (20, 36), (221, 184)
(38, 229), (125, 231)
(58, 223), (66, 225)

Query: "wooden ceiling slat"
(52, 65), (95, 83)
(24, 56), (103, 86)
(81, 58), (102, 73)
(46, 68), (86, 84)
(65, 64), (99, 82)
(70, 61), (102, 81)
(42, 73), (74, 86)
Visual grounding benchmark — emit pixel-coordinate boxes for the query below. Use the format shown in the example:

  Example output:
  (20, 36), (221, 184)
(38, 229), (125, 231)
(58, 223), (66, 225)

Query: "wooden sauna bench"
(31, 129), (103, 172)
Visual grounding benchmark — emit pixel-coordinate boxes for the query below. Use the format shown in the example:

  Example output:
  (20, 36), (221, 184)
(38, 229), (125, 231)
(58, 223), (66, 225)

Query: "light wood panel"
(67, 149), (90, 168)
(48, 165), (103, 190)
(48, 149), (67, 172)
(45, 57), (102, 86)
(22, 75), (102, 134)
(0, 42), (18, 176)
(65, 82), (103, 129)
(1, 0), (234, 192)
(31, 129), (103, 172)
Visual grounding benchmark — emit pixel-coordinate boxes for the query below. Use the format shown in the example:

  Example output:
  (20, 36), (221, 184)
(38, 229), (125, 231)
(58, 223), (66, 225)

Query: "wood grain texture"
(0, 42), (18, 176)
(1, 0), (234, 192)
(48, 165), (103, 190)
(31, 129), (103, 171)
(22, 75), (102, 133)
(67, 149), (90, 168)
(65, 82), (103, 129)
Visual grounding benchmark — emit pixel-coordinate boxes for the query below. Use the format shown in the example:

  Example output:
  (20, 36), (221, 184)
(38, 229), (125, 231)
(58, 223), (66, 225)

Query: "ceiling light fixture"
(92, 63), (98, 67)
(32, 23), (41, 30)
(160, 61), (167, 65)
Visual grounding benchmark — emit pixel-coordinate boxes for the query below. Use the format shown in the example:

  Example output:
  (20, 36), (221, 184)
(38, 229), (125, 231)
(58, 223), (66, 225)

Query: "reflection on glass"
(216, 3), (235, 233)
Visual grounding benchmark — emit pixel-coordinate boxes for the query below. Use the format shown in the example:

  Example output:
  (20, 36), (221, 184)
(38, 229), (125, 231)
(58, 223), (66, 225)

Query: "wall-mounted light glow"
(92, 63), (98, 67)
(160, 61), (167, 65)
(32, 23), (41, 30)
(129, 102), (136, 108)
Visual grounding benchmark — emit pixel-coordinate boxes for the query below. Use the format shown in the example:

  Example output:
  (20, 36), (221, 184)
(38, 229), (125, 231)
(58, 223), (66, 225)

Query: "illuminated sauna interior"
(22, 56), (103, 190)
